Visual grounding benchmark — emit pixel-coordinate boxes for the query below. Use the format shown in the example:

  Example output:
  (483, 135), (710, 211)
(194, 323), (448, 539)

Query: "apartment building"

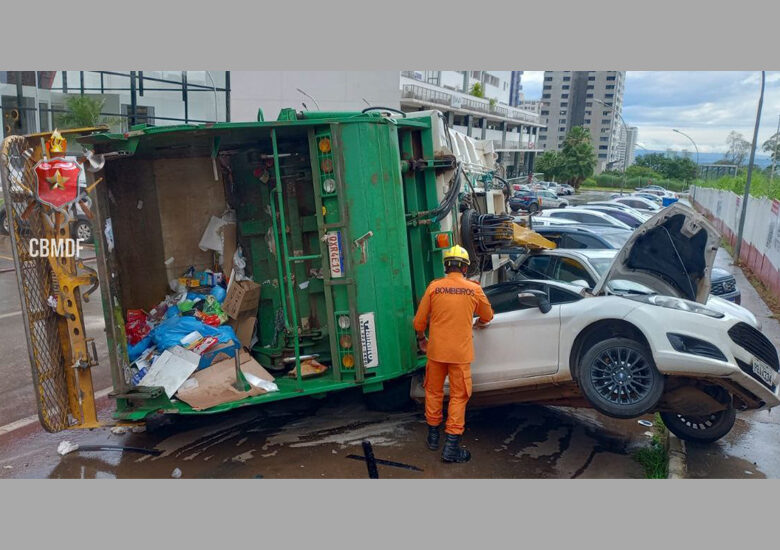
(400, 71), (545, 178)
(624, 126), (639, 167)
(538, 71), (626, 173)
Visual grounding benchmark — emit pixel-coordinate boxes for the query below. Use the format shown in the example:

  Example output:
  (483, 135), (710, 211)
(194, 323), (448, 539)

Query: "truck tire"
(660, 404), (736, 444)
(364, 377), (413, 412)
(577, 337), (664, 419)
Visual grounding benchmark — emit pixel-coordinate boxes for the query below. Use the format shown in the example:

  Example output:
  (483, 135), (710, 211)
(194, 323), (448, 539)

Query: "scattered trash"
(361, 441), (379, 479)
(745, 470), (754, 475)
(57, 440), (79, 456)
(104, 218), (114, 251)
(46, 296), (58, 310)
(643, 431), (654, 437)
(138, 346), (201, 398)
(287, 358), (328, 379)
(171, 467), (182, 478)
(131, 425), (146, 434)
(3, 465), (13, 470)
(346, 454), (423, 473)
(111, 426), (128, 435)
(637, 419), (654, 427)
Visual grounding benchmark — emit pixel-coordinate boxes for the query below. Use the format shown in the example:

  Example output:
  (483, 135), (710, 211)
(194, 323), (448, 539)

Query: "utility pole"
(771, 113), (779, 184)
(735, 71), (765, 262)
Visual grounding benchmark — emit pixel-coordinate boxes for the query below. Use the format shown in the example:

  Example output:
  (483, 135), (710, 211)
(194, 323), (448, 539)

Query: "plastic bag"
(210, 284), (227, 303)
(128, 335), (153, 362)
(126, 310), (151, 346)
(203, 295), (228, 324)
(149, 316), (239, 369)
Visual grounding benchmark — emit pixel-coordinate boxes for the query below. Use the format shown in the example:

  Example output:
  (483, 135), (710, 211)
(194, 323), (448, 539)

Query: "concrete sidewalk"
(685, 247), (780, 478)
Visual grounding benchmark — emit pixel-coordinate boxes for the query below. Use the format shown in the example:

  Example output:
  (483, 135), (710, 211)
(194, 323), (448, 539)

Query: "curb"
(666, 432), (687, 479)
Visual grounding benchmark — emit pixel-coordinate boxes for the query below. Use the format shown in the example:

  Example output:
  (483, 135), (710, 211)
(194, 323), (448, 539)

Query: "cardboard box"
(223, 279), (261, 319)
(175, 350), (276, 411)
(230, 314), (257, 349)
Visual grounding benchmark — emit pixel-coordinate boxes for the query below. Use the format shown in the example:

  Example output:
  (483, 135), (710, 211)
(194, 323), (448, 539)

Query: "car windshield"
(588, 256), (655, 295)
(600, 232), (630, 248)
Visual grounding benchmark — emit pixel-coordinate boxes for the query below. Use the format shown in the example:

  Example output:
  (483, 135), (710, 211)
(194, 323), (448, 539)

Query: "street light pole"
(672, 129), (699, 171)
(735, 71), (766, 263)
(771, 113), (779, 184)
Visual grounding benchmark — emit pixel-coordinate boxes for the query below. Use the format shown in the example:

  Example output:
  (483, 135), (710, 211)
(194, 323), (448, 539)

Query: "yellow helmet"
(443, 245), (470, 266)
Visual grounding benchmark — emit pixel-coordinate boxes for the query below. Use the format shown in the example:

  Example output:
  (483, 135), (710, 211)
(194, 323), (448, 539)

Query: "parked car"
(509, 190), (542, 213)
(511, 247), (743, 304)
(579, 204), (648, 229)
(412, 204), (778, 444)
(558, 183), (575, 195)
(532, 225), (633, 250)
(608, 196), (662, 213)
(542, 207), (634, 230)
(524, 216), (582, 227)
(538, 189), (569, 209)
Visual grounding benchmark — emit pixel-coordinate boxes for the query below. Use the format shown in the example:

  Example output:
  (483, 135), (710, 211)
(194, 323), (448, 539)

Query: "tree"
(726, 131), (751, 167)
(469, 82), (484, 98)
(54, 95), (117, 130)
(535, 151), (563, 181)
(559, 126), (596, 188)
(634, 153), (696, 180)
(625, 165), (661, 179)
(762, 132), (780, 163)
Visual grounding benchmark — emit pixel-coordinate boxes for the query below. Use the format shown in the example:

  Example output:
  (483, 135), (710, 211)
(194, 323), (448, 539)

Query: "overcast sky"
(522, 71), (780, 155)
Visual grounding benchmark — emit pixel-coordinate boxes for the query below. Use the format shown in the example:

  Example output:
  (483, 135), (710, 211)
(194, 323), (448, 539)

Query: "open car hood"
(591, 203), (719, 303)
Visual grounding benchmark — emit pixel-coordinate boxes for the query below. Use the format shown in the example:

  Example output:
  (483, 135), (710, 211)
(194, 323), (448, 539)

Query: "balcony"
(491, 140), (542, 152)
(400, 84), (543, 126)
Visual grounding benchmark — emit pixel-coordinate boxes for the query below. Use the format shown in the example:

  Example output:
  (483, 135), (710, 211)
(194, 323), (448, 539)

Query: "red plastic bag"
(194, 311), (221, 327)
(126, 309), (151, 345)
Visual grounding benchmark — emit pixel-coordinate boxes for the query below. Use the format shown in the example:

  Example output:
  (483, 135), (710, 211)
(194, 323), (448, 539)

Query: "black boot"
(441, 434), (471, 463)
(426, 424), (441, 450)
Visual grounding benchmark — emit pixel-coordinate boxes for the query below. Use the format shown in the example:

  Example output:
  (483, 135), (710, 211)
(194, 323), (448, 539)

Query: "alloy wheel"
(590, 346), (653, 405)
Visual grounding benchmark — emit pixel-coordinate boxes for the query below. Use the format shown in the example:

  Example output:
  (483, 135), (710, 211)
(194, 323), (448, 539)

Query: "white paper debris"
(111, 426), (128, 435)
(47, 295), (58, 310)
(199, 215), (228, 253)
(243, 372), (279, 393)
(104, 218), (114, 252)
(57, 440), (79, 456)
(171, 467), (182, 478)
(180, 331), (204, 347)
(136, 200), (144, 210)
(298, 281), (310, 290)
(3, 465), (13, 469)
(138, 346), (200, 398)
(165, 256), (175, 266)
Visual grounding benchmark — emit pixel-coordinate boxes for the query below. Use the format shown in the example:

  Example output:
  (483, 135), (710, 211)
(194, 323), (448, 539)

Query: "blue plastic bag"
(128, 335), (153, 362)
(210, 284), (227, 303)
(149, 316), (240, 369)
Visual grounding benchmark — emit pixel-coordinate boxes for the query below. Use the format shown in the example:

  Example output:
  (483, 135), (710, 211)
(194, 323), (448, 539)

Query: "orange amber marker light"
(318, 137), (331, 153)
(436, 233), (451, 249)
(342, 354), (355, 368)
(339, 334), (353, 349)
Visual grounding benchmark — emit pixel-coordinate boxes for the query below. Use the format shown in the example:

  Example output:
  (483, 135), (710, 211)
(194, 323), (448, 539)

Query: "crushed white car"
(412, 204), (780, 443)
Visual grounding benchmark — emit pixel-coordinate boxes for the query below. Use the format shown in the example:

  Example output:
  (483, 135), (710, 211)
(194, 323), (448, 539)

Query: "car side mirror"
(517, 290), (552, 314)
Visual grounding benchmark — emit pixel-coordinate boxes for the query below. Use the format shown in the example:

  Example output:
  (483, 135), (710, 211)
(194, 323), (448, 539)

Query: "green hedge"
(593, 174), (689, 192)
(695, 172), (780, 200)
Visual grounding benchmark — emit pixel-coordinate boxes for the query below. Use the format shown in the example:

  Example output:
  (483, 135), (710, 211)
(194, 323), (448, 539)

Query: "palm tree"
(54, 96), (115, 129)
(560, 126), (596, 188)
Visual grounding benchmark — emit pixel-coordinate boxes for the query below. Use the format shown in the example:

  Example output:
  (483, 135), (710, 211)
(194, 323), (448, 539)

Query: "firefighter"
(413, 245), (494, 463)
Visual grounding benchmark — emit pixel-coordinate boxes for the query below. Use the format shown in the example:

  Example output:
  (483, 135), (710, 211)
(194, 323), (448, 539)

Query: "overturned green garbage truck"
(1, 108), (523, 431)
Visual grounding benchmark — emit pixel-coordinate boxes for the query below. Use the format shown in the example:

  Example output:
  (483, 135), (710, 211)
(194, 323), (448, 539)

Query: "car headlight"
(627, 294), (725, 318)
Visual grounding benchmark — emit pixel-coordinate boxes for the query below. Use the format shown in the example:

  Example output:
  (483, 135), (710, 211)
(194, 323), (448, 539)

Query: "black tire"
(660, 404), (736, 444)
(577, 337), (664, 419)
(364, 376), (413, 412)
(0, 211), (8, 235)
(74, 219), (93, 243)
(528, 203), (539, 214)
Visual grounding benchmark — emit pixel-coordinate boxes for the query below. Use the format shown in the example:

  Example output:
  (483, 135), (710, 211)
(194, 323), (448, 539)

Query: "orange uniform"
(413, 272), (494, 434)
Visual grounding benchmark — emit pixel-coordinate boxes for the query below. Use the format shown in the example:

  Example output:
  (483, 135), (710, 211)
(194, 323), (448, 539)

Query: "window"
(606, 85), (615, 89)
(605, 93), (614, 98)
(539, 135), (547, 140)
(586, 93), (593, 98)
(563, 76), (571, 81)
(559, 127), (566, 132)
(598, 153), (607, 158)
(561, 102), (568, 107)
(586, 102), (592, 107)
(541, 110), (549, 115)
(600, 136), (609, 142)
(561, 234), (607, 249)
(121, 104), (156, 131)
(559, 110), (567, 115)
(543, 84), (551, 90)
(603, 111), (611, 116)
(602, 119), (610, 124)
(607, 75), (616, 81)
(562, 85), (570, 89)
(552, 258), (596, 286)
(471, 71), (481, 78)
(518, 256), (553, 280)
(587, 85), (594, 90)
(544, 76), (553, 81)
(559, 119), (566, 124)
(585, 110), (591, 115)
(588, 76), (595, 81)
(543, 93), (551, 99)
(599, 145), (608, 150)
(584, 119), (591, 124)
(561, 93), (569, 98)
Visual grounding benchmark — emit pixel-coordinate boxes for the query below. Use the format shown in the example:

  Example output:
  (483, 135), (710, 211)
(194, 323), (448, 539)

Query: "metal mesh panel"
(1, 136), (72, 432)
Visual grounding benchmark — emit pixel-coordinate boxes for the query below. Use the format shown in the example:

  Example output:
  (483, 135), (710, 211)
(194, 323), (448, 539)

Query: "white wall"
(230, 71), (400, 123)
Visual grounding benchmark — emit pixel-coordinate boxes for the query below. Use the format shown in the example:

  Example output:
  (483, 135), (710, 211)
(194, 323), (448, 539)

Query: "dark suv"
(509, 190), (541, 213)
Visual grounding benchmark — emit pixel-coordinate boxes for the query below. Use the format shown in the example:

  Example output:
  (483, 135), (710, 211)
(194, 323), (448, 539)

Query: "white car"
(543, 207), (633, 230)
(524, 216), (582, 227)
(579, 204), (649, 229)
(608, 196), (662, 213)
(412, 204), (780, 443)
(538, 189), (569, 209)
